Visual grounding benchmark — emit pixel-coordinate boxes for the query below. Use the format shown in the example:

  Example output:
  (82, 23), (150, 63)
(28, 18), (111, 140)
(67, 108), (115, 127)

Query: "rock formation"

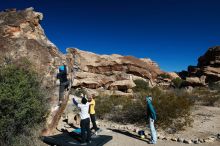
(181, 46), (220, 86)
(67, 48), (165, 95)
(0, 8), (168, 134)
(0, 7), (67, 88)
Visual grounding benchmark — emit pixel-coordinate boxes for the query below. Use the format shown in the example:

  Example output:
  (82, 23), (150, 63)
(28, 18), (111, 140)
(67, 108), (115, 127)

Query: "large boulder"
(109, 80), (136, 92)
(185, 76), (206, 87)
(184, 46), (220, 84)
(0, 7), (66, 88)
(68, 48), (163, 92)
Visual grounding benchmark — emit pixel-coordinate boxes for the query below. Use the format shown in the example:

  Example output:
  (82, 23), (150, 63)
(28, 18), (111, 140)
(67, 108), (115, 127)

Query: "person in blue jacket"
(57, 64), (69, 105)
(146, 96), (157, 144)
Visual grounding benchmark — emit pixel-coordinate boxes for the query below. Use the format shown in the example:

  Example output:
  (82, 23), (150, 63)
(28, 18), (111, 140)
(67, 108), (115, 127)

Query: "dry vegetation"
(95, 80), (194, 132)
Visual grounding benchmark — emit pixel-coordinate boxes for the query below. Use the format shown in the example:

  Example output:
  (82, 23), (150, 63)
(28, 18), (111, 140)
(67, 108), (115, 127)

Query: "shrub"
(0, 59), (48, 146)
(192, 87), (220, 106)
(133, 79), (150, 92)
(172, 77), (183, 88)
(158, 73), (171, 79)
(96, 86), (194, 131)
(152, 90), (193, 131)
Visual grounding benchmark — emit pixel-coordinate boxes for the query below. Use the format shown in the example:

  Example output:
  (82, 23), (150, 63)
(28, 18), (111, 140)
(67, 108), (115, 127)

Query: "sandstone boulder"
(109, 80), (136, 92)
(186, 46), (220, 83)
(185, 76), (206, 87)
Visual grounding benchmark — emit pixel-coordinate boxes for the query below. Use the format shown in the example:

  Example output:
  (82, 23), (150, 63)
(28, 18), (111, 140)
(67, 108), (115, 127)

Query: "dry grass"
(95, 80), (194, 132)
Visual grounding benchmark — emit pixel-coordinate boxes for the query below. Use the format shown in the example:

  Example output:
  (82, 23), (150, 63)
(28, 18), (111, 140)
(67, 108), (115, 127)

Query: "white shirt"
(77, 103), (90, 120)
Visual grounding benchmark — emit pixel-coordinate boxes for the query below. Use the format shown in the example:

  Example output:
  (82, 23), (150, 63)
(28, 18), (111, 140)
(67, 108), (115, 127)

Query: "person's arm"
(72, 98), (78, 106)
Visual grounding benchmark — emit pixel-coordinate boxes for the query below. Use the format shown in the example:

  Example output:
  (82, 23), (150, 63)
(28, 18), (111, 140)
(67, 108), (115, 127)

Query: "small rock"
(162, 137), (168, 140)
(198, 138), (204, 143)
(171, 138), (177, 141)
(183, 139), (192, 144)
(205, 137), (215, 143)
(192, 138), (199, 144)
(177, 138), (184, 143)
(127, 126), (132, 131)
(157, 133), (163, 139)
(217, 133), (220, 139)
(157, 135), (164, 139)
(134, 128), (139, 133)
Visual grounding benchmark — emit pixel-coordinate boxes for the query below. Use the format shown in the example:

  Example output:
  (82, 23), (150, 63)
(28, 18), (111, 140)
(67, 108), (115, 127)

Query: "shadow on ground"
(41, 129), (112, 146)
(42, 117), (112, 146)
(108, 128), (150, 143)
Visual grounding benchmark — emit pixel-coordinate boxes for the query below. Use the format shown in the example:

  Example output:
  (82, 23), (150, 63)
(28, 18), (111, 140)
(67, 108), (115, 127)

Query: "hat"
(59, 65), (65, 71)
(146, 96), (152, 101)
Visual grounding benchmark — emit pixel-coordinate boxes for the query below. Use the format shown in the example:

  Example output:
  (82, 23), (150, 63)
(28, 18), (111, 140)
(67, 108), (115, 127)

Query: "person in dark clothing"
(57, 64), (69, 104)
(72, 96), (91, 144)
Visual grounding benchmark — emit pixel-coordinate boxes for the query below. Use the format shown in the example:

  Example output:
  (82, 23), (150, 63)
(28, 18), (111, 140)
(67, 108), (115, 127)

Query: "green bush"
(133, 79), (150, 92)
(158, 73), (171, 79)
(0, 59), (48, 146)
(152, 90), (193, 131)
(172, 77), (183, 88)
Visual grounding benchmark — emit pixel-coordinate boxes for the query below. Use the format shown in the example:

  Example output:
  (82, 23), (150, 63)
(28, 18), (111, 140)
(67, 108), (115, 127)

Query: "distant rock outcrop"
(182, 46), (220, 86)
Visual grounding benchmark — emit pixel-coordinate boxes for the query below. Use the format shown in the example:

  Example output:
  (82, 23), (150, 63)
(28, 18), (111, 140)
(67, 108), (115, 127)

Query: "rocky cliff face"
(67, 48), (165, 96)
(0, 8), (76, 135)
(0, 7), (67, 88)
(181, 46), (220, 86)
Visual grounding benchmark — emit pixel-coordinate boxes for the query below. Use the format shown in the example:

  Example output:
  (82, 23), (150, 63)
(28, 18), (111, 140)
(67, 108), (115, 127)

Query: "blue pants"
(149, 118), (157, 143)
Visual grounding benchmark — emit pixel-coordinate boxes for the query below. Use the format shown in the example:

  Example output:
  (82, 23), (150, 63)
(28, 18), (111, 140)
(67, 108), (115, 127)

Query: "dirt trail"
(99, 128), (220, 146)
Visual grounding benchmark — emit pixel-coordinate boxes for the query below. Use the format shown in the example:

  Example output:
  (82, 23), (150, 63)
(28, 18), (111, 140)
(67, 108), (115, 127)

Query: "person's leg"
(90, 114), (98, 131)
(80, 119), (86, 143)
(59, 84), (65, 102)
(149, 118), (157, 144)
(64, 80), (70, 91)
(85, 118), (91, 142)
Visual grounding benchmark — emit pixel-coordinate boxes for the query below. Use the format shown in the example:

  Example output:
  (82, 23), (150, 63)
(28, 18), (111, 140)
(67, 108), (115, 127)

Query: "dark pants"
(90, 114), (98, 131)
(80, 118), (91, 143)
(59, 81), (69, 101)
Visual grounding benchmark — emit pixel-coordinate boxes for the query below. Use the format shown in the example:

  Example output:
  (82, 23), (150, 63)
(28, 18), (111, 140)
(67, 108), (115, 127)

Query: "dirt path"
(99, 128), (220, 146)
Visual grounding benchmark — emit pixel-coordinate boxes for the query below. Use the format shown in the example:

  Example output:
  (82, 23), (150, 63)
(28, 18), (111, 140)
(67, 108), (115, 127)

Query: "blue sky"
(1, 0), (220, 72)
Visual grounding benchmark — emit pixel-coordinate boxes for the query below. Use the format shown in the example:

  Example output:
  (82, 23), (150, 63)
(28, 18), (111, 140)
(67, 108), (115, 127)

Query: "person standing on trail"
(88, 94), (100, 135)
(57, 63), (69, 105)
(72, 96), (91, 144)
(146, 96), (157, 144)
